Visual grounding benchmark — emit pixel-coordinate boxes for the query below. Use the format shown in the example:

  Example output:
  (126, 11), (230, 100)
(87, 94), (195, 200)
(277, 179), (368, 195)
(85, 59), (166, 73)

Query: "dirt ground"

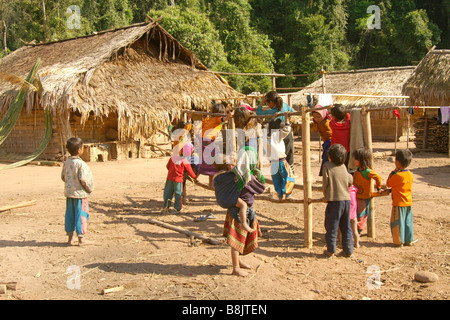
(0, 140), (449, 301)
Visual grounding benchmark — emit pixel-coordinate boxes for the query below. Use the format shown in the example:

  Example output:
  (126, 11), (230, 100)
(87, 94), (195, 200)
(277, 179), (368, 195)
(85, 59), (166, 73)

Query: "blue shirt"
(255, 102), (294, 122)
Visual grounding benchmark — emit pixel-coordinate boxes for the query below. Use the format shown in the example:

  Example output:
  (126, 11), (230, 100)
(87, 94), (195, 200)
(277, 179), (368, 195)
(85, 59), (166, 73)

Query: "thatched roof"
(290, 66), (414, 109)
(402, 49), (450, 106)
(0, 21), (242, 139)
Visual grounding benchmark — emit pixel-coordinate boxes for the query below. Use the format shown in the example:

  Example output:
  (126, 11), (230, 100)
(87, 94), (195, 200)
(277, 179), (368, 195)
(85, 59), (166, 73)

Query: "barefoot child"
(311, 105), (332, 176)
(162, 142), (197, 213)
(214, 146), (265, 276)
(61, 137), (94, 246)
(387, 149), (414, 247)
(322, 143), (354, 257)
(352, 147), (382, 234)
(265, 114), (294, 200)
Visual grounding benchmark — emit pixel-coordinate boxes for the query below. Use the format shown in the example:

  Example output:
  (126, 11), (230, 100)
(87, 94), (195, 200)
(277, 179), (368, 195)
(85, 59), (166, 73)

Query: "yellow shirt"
(386, 170), (413, 207)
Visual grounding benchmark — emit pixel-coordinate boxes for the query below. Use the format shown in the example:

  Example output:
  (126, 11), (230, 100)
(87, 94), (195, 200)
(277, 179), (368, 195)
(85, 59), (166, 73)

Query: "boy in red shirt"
(162, 142), (197, 213)
(386, 149), (414, 247)
(330, 104), (351, 166)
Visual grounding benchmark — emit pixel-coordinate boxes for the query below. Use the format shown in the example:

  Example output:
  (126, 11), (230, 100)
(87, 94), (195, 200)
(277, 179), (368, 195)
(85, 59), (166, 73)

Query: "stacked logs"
(432, 124), (449, 153)
(414, 116), (449, 153)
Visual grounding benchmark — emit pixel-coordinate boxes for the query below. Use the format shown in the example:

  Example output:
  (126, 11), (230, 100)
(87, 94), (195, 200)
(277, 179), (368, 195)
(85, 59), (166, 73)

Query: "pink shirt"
(349, 185), (358, 220)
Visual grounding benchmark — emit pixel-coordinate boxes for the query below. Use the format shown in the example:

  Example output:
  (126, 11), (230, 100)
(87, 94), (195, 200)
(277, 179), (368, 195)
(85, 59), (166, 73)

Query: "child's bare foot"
(239, 261), (252, 270)
(78, 237), (94, 246)
(67, 236), (75, 245)
(232, 268), (248, 277)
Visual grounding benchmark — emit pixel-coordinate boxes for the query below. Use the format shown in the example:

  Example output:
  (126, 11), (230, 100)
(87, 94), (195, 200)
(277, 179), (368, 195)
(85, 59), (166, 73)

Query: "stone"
(414, 271), (439, 283)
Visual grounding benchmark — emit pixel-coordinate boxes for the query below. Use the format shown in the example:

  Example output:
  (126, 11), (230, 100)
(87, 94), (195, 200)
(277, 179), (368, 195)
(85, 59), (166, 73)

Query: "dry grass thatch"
(402, 49), (450, 106)
(290, 66), (415, 109)
(0, 21), (241, 140)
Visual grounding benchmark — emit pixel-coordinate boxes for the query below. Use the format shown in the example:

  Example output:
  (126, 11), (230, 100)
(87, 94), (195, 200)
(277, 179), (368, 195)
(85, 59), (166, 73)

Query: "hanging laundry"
(393, 109), (400, 119)
(318, 94), (333, 106)
(439, 106), (449, 124)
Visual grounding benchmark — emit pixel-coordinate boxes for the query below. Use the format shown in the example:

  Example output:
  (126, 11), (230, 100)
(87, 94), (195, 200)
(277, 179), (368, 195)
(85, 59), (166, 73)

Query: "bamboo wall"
(0, 108), (142, 162)
(0, 108), (61, 160)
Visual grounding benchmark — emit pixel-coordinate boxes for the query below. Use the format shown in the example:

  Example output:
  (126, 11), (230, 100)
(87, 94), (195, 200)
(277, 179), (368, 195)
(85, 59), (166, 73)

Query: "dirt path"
(0, 141), (449, 301)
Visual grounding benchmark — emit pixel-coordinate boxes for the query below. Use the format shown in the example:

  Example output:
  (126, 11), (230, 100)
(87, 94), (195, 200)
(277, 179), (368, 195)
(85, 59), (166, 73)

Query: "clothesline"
(302, 92), (409, 99)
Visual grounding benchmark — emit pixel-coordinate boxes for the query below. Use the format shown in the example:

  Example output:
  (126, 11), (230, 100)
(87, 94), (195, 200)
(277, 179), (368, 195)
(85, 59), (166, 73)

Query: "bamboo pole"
(361, 108), (375, 238)
(0, 200), (37, 212)
(302, 106), (313, 248)
(148, 218), (222, 245)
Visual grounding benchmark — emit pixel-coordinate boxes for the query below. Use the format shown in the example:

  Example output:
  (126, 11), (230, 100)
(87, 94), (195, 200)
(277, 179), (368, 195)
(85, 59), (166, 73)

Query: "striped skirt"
(356, 198), (371, 232)
(223, 209), (261, 255)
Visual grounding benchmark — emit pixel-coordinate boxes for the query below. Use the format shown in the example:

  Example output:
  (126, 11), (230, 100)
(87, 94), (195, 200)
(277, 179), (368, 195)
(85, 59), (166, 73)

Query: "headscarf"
(312, 104), (330, 123)
(232, 146), (265, 191)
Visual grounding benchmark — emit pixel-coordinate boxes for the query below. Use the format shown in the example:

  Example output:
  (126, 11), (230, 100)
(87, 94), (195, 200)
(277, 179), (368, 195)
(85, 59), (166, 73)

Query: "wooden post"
(407, 113), (410, 149)
(302, 106), (313, 248)
(362, 108), (375, 238)
(181, 111), (187, 205)
(423, 109), (428, 150)
(272, 70), (276, 91)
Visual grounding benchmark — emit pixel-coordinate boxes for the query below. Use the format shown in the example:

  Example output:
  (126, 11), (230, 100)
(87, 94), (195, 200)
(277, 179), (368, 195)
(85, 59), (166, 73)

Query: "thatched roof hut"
(0, 21), (242, 161)
(402, 49), (450, 106)
(402, 49), (449, 154)
(290, 66), (415, 140)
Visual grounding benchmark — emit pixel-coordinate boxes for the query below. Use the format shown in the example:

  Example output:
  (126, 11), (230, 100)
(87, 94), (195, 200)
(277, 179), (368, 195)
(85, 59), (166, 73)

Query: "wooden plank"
(362, 108), (375, 238)
(0, 200), (37, 212)
(148, 218), (222, 245)
(302, 106), (313, 248)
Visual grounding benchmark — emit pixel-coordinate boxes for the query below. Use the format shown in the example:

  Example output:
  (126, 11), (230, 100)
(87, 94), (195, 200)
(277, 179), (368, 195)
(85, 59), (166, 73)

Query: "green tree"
(147, 5), (227, 69)
(205, 0), (275, 93)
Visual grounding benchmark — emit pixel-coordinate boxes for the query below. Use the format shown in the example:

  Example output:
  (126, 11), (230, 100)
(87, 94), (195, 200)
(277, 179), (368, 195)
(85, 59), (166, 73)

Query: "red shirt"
(330, 113), (351, 152)
(166, 158), (197, 183)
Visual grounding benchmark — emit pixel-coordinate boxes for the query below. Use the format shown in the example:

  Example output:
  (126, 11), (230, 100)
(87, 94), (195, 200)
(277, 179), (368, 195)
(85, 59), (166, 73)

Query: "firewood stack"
(413, 116), (437, 149)
(432, 124), (449, 153)
(413, 116), (449, 153)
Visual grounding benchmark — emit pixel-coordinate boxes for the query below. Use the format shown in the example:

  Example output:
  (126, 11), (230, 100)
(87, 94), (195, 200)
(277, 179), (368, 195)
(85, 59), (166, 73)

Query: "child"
(214, 146), (265, 276)
(170, 113), (193, 152)
(352, 147), (382, 234)
(311, 105), (332, 176)
(330, 104), (351, 166)
(61, 137), (94, 246)
(233, 105), (259, 149)
(322, 143), (354, 257)
(162, 142), (197, 213)
(198, 103), (233, 189)
(255, 91), (295, 173)
(386, 149), (414, 247)
(265, 114), (294, 200)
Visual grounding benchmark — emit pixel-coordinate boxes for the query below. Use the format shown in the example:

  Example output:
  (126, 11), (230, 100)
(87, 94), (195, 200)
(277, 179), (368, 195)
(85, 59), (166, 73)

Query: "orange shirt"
(353, 168), (382, 199)
(313, 118), (332, 141)
(172, 122), (193, 149)
(386, 170), (413, 207)
(202, 116), (224, 140)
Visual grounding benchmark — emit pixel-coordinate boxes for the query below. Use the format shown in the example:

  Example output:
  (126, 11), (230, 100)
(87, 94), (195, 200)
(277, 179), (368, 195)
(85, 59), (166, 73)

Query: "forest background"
(0, 0), (448, 93)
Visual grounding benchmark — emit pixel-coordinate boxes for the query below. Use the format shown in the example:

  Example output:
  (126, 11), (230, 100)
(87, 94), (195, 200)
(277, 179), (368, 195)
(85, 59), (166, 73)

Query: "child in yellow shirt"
(386, 149), (414, 247)
(352, 147), (382, 234)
